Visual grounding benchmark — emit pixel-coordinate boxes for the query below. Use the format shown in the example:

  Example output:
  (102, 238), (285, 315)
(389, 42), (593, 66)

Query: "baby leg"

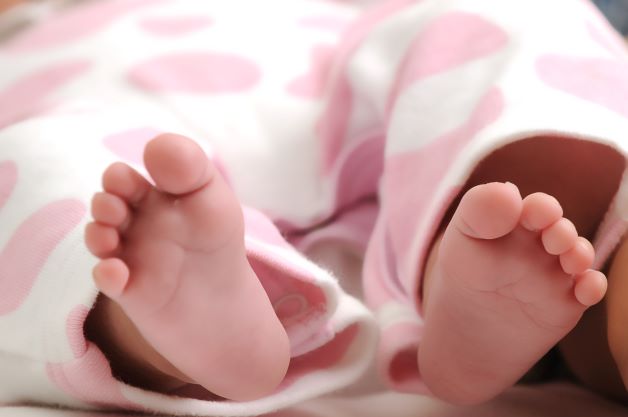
(85, 133), (290, 401)
(606, 238), (628, 398)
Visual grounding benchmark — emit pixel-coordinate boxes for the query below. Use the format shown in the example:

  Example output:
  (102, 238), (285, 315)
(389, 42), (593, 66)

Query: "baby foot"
(419, 182), (607, 405)
(85, 133), (290, 401)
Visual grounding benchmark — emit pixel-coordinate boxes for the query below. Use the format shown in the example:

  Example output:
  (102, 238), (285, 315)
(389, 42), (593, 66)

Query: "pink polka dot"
(129, 52), (262, 94)
(5, 0), (163, 52)
(384, 88), (504, 293)
(388, 12), (508, 112)
(0, 60), (91, 130)
(46, 344), (137, 408)
(103, 127), (162, 165)
(67, 305), (90, 359)
(317, 0), (418, 173)
(299, 15), (352, 33)
(287, 44), (336, 99)
(0, 161), (17, 210)
(138, 15), (213, 36)
(536, 54), (628, 119)
(0, 199), (86, 315)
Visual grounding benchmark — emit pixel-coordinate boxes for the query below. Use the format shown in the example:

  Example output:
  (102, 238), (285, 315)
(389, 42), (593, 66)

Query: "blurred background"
(593, 0), (628, 36)
(1, 0), (628, 35)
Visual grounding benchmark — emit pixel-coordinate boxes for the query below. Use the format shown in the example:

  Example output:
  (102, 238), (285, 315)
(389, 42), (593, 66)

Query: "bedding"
(1, 383), (627, 417)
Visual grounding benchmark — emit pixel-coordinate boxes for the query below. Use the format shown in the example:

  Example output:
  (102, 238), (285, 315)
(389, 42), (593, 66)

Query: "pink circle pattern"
(0, 61), (91, 130)
(103, 127), (163, 166)
(128, 52), (263, 94)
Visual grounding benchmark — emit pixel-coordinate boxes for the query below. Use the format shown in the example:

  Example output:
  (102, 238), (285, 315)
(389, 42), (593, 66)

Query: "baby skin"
(419, 183), (606, 404)
(85, 133), (627, 404)
(84, 133), (290, 401)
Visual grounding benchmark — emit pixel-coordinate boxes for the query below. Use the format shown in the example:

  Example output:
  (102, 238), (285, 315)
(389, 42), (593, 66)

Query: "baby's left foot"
(85, 134), (290, 400)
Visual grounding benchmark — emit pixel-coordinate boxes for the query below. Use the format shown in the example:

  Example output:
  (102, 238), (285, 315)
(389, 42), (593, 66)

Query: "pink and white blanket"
(1, 0), (628, 415)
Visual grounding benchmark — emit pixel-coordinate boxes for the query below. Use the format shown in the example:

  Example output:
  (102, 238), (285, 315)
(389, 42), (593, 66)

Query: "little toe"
(541, 218), (578, 255)
(103, 162), (151, 206)
(560, 237), (595, 274)
(521, 193), (563, 231)
(574, 269), (607, 306)
(93, 258), (129, 298)
(453, 182), (523, 239)
(85, 222), (120, 257)
(91, 192), (130, 229)
(143, 133), (214, 196)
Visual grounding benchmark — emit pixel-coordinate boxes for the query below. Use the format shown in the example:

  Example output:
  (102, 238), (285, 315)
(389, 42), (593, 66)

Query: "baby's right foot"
(85, 134), (290, 401)
(419, 182), (607, 405)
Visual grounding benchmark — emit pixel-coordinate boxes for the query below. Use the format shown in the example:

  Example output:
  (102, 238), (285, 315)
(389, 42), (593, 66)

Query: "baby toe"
(143, 133), (214, 196)
(573, 269), (607, 306)
(93, 258), (129, 298)
(541, 218), (578, 255)
(91, 192), (130, 228)
(560, 237), (595, 275)
(103, 162), (151, 206)
(85, 222), (120, 257)
(521, 193), (563, 231)
(452, 182), (523, 240)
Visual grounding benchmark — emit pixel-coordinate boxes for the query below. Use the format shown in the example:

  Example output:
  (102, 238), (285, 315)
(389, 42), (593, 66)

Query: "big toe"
(144, 133), (213, 195)
(452, 182), (523, 239)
